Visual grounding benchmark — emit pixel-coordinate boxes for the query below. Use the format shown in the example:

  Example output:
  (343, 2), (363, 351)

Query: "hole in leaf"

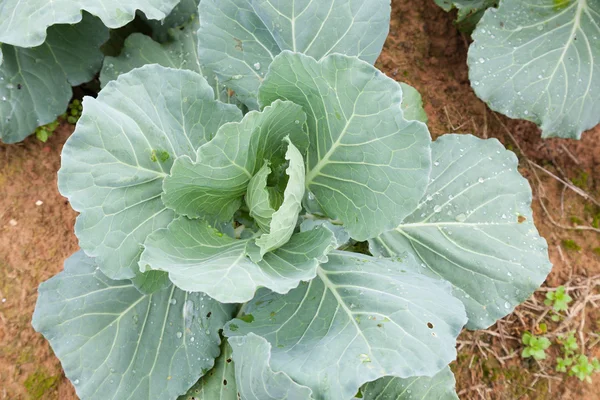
(518, 215), (526, 223)
(223, 379), (228, 386)
(427, 322), (434, 329)
(206, 312), (212, 318)
(226, 358), (232, 363)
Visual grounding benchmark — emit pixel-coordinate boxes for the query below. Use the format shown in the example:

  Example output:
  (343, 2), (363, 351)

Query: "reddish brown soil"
(0, 126), (78, 399)
(0, 0), (599, 399)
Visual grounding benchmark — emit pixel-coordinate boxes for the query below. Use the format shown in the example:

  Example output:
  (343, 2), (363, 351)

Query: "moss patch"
(24, 369), (60, 400)
(562, 240), (581, 251)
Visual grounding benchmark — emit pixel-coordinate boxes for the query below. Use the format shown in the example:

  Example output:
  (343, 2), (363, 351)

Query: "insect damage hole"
(427, 322), (434, 329)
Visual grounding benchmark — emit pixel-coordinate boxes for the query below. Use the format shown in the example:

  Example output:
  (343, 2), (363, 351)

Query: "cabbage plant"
(32, 1), (552, 399)
(0, 1), (181, 143)
(437, 0), (600, 139)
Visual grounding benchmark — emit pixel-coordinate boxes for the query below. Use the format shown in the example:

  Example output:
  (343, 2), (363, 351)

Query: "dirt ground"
(0, 0), (599, 399)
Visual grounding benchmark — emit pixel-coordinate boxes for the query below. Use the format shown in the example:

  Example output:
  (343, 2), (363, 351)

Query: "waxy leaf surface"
(259, 52), (432, 241)
(371, 134), (552, 329)
(469, 0), (600, 139)
(59, 65), (242, 279)
(32, 251), (235, 400)
(225, 251), (467, 400)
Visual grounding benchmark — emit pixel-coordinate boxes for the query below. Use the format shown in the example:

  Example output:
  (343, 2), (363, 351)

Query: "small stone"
(35, 200), (43, 206)
(9, 219), (17, 226)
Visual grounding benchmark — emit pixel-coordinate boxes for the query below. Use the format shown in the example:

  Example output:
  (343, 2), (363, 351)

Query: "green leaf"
(400, 82), (428, 123)
(546, 286), (572, 312)
(0, 14), (108, 143)
(229, 334), (313, 399)
(361, 367), (459, 400)
(254, 139), (306, 255)
(178, 341), (238, 400)
(198, 0), (391, 109)
(259, 52), (432, 241)
(0, 0), (179, 47)
(100, 20), (200, 86)
(468, 0), (600, 139)
(371, 134), (552, 329)
(300, 218), (351, 249)
(131, 270), (171, 294)
(224, 251), (467, 400)
(147, 0), (200, 42)
(99, 17), (236, 105)
(162, 100), (307, 222)
(140, 217), (336, 303)
(246, 163), (278, 232)
(32, 251), (235, 400)
(58, 65), (242, 279)
(434, 0), (497, 32)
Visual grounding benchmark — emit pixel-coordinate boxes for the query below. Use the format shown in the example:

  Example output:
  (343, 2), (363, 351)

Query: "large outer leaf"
(148, 0), (200, 42)
(224, 251), (467, 400)
(0, 14), (108, 143)
(197, 0), (391, 109)
(140, 217), (336, 303)
(229, 334), (313, 400)
(99, 17), (235, 104)
(178, 341), (238, 400)
(259, 52), (432, 241)
(370, 134), (551, 329)
(58, 65), (242, 279)
(0, 0), (179, 48)
(32, 251), (235, 400)
(254, 139), (306, 255)
(162, 100), (307, 222)
(468, 0), (600, 139)
(361, 367), (458, 400)
(100, 20), (201, 87)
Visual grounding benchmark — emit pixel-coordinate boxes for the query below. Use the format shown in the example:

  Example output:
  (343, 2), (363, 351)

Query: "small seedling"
(569, 355), (599, 383)
(522, 332), (551, 360)
(556, 357), (573, 373)
(558, 331), (579, 355)
(545, 286), (572, 313)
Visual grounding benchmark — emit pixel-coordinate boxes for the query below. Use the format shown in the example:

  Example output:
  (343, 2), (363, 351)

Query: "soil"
(0, 126), (79, 400)
(0, 0), (599, 399)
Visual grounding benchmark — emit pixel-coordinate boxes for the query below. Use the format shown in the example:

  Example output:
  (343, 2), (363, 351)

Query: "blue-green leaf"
(246, 162), (278, 232)
(361, 366), (458, 400)
(225, 251), (467, 400)
(58, 65), (242, 279)
(0, 0), (179, 47)
(371, 134), (552, 329)
(259, 52), (432, 241)
(32, 251), (235, 400)
(140, 217), (336, 303)
(162, 100), (307, 222)
(254, 139), (305, 255)
(0, 14), (108, 143)
(197, 0), (391, 109)
(400, 82), (428, 123)
(230, 334), (313, 399)
(177, 341), (238, 400)
(468, 0), (600, 139)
